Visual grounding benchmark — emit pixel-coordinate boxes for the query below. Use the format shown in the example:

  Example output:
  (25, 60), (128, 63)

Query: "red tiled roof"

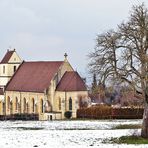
(0, 88), (4, 95)
(6, 61), (63, 93)
(1, 50), (14, 63)
(56, 71), (87, 91)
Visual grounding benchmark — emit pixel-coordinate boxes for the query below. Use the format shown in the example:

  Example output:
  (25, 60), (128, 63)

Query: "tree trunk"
(141, 104), (148, 138)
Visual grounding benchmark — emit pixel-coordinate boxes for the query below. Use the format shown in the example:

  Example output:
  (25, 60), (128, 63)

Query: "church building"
(0, 49), (88, 120)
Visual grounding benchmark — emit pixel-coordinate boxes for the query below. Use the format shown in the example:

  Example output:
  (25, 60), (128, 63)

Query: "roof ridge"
(23, 61), (64, 63)
(1, 50), (15, 63)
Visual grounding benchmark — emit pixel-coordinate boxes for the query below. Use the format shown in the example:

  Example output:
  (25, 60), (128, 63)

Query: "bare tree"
(88, 3), (148, 137)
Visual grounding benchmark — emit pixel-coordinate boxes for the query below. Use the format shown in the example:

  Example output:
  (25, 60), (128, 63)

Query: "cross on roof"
(64, 53), (68, 59)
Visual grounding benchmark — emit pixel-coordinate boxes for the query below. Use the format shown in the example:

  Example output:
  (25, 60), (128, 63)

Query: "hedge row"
(77, 105), (144, 119)
(0, 113), (39, 121)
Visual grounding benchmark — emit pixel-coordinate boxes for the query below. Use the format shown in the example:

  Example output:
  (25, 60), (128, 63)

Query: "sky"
(0, 0), (148, 84)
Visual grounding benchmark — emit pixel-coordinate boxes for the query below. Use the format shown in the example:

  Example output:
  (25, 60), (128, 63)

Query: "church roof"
(56, 71), (87, 92)
(6, 61), (63, 93)
(1, 50), (15, 63)
(0, 88), (4, 95)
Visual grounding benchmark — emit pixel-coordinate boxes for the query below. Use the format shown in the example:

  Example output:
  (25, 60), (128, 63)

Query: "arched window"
(59, 98), (61, 110)
(7, 96), (10, 110)
(23, 98), (26, 113)
(40, 99), (44, 113)
(69, 97), (72, 110)
(15, 97), (18, 110)
(32, 98), (35, 113)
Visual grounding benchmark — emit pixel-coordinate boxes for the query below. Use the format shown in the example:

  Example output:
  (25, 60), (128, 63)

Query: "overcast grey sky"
(0, 0), (148, 82)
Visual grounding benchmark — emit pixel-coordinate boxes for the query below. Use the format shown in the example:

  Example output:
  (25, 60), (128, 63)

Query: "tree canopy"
(88, 3), (148, 97)
(88, 3), (148, 138)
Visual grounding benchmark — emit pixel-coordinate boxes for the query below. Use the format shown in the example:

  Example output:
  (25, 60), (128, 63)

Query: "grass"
(113, 124), (141, 129)
(104, 136), (148, 144)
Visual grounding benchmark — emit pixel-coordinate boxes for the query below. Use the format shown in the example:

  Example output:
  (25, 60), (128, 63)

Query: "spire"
(64, 53), (68, 62)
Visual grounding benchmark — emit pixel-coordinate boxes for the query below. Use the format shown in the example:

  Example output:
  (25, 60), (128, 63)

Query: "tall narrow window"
(14, 66), (17, 72)
(23, 98), (26, 113)
(3, 66), (5, 74)
(32, 98), (35, 113)
(15, 97), (18, 110)
(7, 96), (10, 110)
(3, 102), (5, 115)
(59, 98), (61, 110)
(69, 97), (72, 110)
(40, 99), (44, 113)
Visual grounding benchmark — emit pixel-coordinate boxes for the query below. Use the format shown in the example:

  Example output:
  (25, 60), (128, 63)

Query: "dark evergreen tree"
(91, 73), (98, 94)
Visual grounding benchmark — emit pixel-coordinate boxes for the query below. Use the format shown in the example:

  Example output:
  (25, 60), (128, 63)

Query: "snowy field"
(0, 119), (147, 148)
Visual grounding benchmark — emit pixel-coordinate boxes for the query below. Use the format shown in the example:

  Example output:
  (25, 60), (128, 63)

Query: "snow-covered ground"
(0, 119), (146, 148)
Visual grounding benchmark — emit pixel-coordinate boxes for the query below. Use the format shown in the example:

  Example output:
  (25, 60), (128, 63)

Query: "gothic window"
(32, 98), (35, 113)
(69, 97), (72, 111)
(59, 98), (61, 110)
(40, 99), (44, 113)
(7, 96), (10, 110)
(15, 97), (18, 110)
(23, 98), (26, 113)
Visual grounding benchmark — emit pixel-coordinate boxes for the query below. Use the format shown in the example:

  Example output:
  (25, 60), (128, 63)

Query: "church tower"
(0, 49), (22, 89)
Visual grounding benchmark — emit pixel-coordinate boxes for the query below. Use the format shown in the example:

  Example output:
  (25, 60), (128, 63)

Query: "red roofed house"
(0, 50), (88, 120)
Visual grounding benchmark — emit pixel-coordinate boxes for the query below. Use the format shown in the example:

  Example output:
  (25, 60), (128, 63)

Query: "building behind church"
(0, 49), (88, 120)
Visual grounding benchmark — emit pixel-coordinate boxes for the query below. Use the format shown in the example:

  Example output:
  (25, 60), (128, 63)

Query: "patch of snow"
(0, 119), (146, 148)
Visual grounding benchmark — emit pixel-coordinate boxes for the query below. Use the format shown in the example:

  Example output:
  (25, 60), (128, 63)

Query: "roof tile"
(56, 71), (87, 91)
(6, 61), (63, 93)
(1, 50), (14, 63)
